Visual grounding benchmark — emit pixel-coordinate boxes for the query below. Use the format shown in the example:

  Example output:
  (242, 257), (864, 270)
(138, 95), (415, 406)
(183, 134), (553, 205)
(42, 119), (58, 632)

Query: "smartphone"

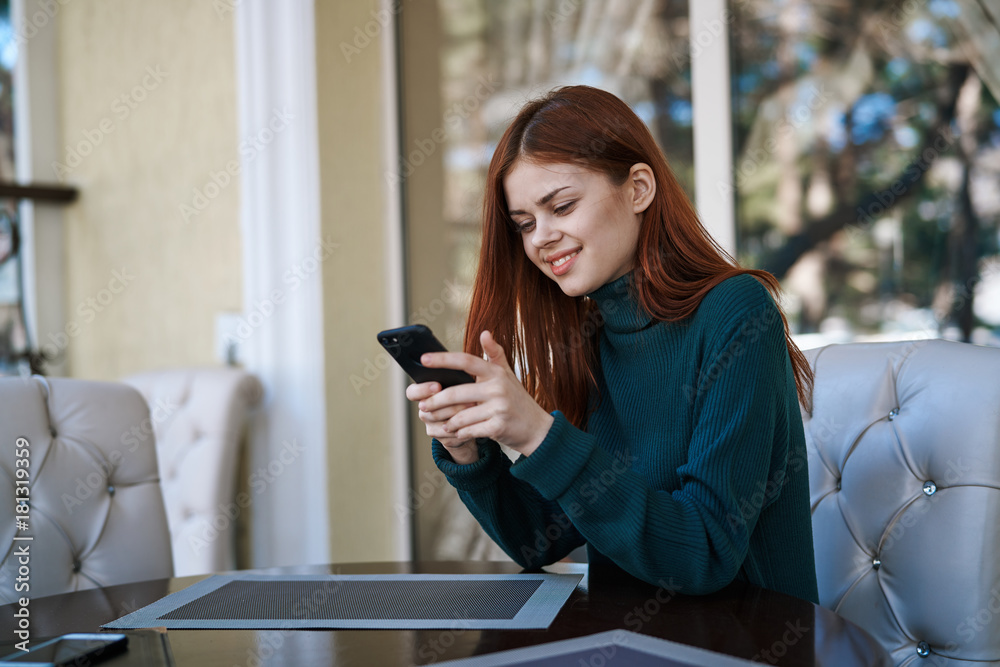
(0, 633), (128, 666)
(377, 325), (475, 388)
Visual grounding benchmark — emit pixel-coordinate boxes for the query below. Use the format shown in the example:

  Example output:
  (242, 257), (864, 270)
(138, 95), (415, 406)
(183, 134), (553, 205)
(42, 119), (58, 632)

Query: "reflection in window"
(435, 0), (694, 328)
(0, 0), (28, 375)
(730, 0), (1000, 347)
(408, 0), (693, 562)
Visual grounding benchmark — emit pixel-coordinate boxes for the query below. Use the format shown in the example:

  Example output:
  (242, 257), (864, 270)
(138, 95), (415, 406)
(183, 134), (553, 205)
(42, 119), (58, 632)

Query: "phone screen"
(0, 634), (127, 666)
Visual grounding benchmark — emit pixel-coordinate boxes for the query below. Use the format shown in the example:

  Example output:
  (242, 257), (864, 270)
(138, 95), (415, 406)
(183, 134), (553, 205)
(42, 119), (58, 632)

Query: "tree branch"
(760, 64), (969, 279)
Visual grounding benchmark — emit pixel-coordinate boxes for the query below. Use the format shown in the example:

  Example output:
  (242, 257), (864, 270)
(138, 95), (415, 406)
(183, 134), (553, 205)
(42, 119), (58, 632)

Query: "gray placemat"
(102, 573), (582, 630)
(437, 630), (759, 666)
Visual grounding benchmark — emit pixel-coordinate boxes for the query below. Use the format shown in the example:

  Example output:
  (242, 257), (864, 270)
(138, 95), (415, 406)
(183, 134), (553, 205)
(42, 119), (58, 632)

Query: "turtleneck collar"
(587, 272), (654, 334)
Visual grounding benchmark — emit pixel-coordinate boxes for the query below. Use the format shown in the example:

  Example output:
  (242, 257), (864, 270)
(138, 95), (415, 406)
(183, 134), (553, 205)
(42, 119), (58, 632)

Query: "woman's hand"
(406, 330), (555, 459)
(405, 381), (481, 464)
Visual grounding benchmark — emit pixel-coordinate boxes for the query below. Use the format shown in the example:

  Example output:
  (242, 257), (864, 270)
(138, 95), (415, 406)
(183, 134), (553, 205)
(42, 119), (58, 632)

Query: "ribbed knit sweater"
(432, 272), (819, 602)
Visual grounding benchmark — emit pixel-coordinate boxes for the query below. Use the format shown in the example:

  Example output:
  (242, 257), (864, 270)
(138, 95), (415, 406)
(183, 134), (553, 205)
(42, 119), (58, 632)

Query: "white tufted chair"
(0, 376), (173, 602)
(801, 339), (1000, 667)
(122, 367), (263, 576)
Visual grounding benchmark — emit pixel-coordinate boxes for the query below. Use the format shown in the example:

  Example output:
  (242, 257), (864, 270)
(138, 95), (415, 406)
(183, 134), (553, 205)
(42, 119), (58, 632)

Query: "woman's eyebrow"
(508, 186), (572, 216)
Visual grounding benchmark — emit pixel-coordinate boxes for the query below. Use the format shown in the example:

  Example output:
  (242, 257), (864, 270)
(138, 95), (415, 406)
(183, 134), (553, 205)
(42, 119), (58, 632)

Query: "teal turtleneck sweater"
(432, 272), (819, 603)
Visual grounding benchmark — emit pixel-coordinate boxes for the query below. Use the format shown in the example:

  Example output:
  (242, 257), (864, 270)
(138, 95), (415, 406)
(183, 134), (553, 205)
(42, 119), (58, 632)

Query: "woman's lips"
(549, 249), (580, 276)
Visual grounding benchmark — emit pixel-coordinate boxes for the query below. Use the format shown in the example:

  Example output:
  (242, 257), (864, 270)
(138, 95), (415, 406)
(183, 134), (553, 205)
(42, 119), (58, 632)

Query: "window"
(730, 0), (1000, 346)
(399, 0), (1000, 562)
(0, 0), (26, 375)
(401, 0), (693, 561)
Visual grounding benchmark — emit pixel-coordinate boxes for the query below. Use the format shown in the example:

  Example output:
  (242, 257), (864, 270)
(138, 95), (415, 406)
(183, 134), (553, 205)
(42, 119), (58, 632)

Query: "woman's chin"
(537, 263), (598, 297)
(553, 278), (591, 298)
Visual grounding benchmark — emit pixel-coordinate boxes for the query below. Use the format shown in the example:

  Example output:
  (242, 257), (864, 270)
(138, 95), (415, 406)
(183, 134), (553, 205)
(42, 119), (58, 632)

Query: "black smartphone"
(377, 325), (475, 388)
(0, 633), (128, 666)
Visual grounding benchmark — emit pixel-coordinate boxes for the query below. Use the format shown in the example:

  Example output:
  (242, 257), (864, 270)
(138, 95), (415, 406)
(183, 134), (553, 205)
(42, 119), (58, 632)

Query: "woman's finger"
(443, 404), (494, 435)
(480, 331), (512, 372)
(419, 383), (489, 412)
(426, 421), (469, 441)
(448, 416), (498, 443)
(419, 402), (475, 423)
(419, 351), (493, 378)
(406, 382), (442, 401)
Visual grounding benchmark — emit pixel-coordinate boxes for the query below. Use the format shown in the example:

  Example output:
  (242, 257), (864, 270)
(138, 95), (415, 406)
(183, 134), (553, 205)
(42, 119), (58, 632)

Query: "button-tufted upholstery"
(801, 339), (1000, 666)
(122, 367), (262, 577)
(0, 376), (173, 602)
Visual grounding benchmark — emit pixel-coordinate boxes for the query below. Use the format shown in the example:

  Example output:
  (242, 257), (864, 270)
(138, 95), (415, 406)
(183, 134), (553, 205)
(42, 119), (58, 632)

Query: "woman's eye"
(515, 220), (535, 233)
(554, 201), (575, 215)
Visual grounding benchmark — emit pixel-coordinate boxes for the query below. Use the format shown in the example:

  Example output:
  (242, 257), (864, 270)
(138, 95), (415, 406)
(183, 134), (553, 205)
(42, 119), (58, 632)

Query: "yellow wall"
(315, 0), (402, 561)
(56, 1), (242, 379)
(51, 0), (403, 563)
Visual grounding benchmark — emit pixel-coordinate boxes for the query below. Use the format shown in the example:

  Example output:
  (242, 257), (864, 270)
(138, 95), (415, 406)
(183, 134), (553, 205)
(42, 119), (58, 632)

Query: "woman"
(406, 85), (819, 602)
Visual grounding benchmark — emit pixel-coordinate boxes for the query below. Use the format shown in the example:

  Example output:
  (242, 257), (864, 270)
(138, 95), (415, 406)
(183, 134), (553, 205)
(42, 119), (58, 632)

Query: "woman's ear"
(629, 163), (656, 214)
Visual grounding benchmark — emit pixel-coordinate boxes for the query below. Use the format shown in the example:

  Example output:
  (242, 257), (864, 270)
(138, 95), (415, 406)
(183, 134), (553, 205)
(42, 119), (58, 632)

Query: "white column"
(13, 0), (67, 376)
(380, 0), (413, 560)
(690, 0), (736, 256)
(234, 1), (329, 567)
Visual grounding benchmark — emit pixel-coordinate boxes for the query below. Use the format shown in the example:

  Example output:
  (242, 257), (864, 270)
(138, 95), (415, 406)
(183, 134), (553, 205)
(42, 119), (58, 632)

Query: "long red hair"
(465, 85), (813, 427)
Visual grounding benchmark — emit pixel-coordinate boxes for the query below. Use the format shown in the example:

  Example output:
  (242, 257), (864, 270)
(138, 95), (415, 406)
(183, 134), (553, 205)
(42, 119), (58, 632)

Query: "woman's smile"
(547, 248), (581, 275)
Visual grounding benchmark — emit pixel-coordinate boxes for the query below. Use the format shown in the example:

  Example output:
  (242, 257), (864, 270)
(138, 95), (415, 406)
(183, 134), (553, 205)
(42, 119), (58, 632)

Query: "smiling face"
(503, 160), (655, 297)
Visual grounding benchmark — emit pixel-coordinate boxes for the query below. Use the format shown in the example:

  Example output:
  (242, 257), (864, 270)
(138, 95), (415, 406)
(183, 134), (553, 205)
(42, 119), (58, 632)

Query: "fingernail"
(418, 402), (426, 411)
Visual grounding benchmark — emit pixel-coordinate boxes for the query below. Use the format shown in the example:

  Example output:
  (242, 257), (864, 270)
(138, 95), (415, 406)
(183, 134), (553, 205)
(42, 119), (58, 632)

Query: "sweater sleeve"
(431, 438), (586, 567)
(510, 300), (791, 594)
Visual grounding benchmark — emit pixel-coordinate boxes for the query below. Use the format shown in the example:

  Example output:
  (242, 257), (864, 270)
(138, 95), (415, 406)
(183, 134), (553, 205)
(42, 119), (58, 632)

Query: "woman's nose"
(531, 217), (560, 247)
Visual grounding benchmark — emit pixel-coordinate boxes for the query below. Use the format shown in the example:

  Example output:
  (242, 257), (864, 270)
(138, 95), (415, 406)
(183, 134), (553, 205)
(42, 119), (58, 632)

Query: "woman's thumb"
(481, 330), (506, 365)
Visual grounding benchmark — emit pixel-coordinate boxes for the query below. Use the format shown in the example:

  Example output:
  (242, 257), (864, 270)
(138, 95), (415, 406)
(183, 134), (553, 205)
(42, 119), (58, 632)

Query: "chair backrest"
(801, 339), (1000, 666)
(122, 367), (262, 576)
(0, 376), (173, 601)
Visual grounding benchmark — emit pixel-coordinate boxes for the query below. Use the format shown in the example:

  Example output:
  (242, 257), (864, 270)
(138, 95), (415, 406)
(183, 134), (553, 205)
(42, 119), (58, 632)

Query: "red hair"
(465, 85), (813, 427)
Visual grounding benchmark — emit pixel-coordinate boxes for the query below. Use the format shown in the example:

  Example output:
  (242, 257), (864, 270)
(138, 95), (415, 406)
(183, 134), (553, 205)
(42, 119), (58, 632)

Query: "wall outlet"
(215, 312), (244, 366)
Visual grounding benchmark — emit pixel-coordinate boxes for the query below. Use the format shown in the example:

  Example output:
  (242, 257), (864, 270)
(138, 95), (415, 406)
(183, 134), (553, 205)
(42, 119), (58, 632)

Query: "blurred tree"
(730, 0), (1000, 341)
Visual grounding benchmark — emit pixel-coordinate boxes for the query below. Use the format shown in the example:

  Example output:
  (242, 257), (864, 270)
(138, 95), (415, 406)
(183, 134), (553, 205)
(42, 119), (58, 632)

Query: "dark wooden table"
(0, 561), (891, 666)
